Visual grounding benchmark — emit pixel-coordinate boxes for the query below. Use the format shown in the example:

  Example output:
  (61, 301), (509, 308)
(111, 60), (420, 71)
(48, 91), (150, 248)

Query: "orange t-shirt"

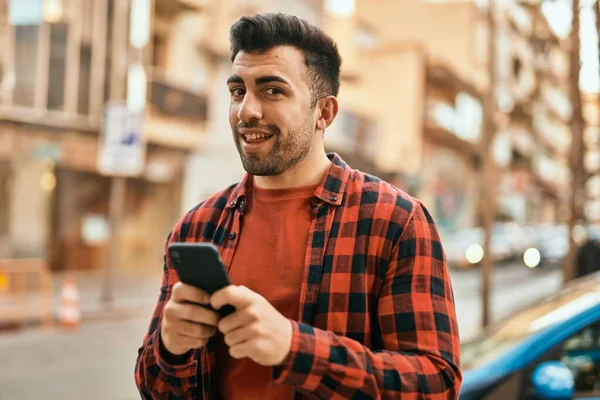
(215, 182), (316, 400)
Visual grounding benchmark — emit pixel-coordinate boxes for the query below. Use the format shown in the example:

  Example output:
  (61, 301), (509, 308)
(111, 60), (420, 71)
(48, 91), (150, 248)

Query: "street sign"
(97, 102), (146, 177)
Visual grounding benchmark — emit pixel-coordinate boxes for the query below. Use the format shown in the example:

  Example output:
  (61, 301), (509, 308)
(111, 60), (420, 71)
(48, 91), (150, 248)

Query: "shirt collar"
(226, 152), (350, 209)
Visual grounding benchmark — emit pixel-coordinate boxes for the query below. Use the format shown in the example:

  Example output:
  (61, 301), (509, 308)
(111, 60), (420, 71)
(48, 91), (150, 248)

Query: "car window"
(561, 321), (600, 393)
(518, 322), (600, 398)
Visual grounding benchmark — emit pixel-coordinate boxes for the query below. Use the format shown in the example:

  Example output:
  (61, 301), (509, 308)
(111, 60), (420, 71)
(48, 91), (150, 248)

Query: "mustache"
(235, 121), (280, 136)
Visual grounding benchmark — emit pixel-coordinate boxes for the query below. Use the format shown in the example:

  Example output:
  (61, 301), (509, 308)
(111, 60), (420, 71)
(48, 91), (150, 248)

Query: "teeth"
(245, 133), (270, 140)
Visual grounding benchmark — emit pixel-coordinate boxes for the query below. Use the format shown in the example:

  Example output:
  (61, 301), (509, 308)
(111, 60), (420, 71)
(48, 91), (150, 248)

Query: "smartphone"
(168, 242), (235, 317)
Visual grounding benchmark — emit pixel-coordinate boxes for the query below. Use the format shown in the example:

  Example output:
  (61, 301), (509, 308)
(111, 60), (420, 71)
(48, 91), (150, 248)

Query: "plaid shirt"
(135, 153), (462, 399)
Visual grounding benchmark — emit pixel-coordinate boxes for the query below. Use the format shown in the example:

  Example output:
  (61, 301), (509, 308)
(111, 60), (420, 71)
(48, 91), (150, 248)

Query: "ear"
(315, 96), (338, 131)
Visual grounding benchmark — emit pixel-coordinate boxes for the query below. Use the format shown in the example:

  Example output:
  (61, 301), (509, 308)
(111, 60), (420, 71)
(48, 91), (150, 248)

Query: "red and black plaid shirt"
(135, 153), (462, 399)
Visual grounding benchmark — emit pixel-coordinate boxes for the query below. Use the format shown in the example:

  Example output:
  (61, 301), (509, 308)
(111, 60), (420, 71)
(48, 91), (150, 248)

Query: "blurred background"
(0, 0), (599, 398)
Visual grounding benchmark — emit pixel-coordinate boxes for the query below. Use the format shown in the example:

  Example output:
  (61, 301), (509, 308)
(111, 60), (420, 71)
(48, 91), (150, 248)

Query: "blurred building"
(495, 0), (571, 225)
(321, 0), (486, 234)
(322, 0), (573, 234)
(0, 0), (206, 271)
(0, 0), (578, 274)
(583, 92), (600, 223)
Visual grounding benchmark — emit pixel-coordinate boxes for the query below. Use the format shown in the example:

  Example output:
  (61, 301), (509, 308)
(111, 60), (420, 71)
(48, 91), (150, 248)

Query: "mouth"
(240, 132), (274, 144)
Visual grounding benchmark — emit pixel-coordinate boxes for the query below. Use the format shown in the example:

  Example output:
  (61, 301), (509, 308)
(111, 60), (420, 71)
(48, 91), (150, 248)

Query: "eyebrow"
(226, 75), (291, 86)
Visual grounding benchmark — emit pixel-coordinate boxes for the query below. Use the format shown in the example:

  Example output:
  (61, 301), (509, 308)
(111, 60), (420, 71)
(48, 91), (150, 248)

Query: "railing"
(0, 258), (54, 328)
(148, 74), (208, 122)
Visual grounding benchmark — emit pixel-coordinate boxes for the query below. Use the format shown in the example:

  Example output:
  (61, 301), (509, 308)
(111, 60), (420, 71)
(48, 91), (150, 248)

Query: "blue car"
(460, 272), (600, 399)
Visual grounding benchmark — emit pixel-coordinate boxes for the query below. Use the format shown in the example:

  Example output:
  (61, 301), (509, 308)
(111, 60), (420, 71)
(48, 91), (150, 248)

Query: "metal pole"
(102, 176), (126, 306)
(481, 0), (498, 329)
(101, 0), (129, 308)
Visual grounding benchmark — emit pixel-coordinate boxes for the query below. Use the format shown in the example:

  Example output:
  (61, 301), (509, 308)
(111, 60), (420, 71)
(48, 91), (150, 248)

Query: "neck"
(254, 150), (331, 189)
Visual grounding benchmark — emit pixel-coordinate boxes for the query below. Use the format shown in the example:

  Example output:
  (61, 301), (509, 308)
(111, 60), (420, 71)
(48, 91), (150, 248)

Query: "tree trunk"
(564, 0), (586, 284)
(480, 0), (498, 329)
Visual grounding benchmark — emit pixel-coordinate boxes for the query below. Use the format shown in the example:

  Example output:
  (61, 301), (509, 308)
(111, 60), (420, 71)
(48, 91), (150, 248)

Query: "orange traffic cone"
(58, 274), (81, 329)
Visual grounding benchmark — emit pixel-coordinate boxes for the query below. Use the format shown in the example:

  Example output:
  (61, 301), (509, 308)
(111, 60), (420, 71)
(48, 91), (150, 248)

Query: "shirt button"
(238, 199), (246, 209)
(332, 196), (338, 202)
(230, 201), (236, 207)
(229, 232), (236, 240)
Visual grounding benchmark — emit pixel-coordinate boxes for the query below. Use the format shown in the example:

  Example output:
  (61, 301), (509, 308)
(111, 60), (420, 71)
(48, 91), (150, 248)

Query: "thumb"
(210, 285), (257, 310)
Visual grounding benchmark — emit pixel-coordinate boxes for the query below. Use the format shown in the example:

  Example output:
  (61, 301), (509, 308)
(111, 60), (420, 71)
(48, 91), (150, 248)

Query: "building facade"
(0, 0), (207, 271)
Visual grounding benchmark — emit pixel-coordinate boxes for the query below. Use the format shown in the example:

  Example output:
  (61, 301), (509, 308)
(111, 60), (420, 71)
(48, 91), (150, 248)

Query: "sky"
(543, 0), (600, 93)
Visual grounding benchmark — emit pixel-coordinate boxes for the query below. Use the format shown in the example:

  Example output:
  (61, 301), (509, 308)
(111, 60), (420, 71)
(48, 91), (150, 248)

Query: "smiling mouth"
(242, 133), (274, 143)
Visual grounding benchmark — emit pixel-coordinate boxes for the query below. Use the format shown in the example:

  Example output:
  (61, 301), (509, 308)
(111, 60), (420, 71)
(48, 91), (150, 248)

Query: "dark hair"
(230, 13), (342, 106)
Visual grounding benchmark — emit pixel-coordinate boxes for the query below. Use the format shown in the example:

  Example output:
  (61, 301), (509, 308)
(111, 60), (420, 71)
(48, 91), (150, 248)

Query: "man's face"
(228, 46), (316, 176)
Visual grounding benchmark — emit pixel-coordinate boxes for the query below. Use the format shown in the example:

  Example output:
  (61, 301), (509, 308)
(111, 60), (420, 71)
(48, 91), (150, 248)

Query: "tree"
(564, 0), (587, 283)
(480, 0), (498, 328)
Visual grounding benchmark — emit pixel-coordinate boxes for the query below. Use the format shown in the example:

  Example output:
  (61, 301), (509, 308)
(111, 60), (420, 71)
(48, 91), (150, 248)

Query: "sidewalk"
(52, 270), (163, 322)
(0, 269), (163, 331)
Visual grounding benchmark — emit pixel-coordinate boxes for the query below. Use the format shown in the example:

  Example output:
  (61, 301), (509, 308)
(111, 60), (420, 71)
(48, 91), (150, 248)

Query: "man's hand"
(160, 282), (220, 357)
(211, 286), (293, 366)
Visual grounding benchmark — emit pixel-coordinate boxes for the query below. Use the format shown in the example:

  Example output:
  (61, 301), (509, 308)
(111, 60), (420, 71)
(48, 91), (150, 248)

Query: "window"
(47, 22), (67, 110)
(77, 44), (91, 114)
(519, 321), (600, 398)
(13, 24), (39, 106)
(562, 322), (600, 392)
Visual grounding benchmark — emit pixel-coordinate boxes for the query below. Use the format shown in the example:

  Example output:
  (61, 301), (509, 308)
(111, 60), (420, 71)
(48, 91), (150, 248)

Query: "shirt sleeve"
(134, 232), (202, 399)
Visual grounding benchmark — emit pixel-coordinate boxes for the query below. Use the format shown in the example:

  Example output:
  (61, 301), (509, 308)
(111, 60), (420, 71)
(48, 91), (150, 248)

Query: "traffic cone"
(58, 274), (81, 329)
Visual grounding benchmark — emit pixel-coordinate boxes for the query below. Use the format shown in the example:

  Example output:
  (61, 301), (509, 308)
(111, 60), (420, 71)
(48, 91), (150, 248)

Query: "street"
(0, 262), (562, 400)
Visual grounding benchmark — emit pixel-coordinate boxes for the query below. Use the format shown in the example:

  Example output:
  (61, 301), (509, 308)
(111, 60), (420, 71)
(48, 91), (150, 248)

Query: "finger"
(171, 282), (211, 305)
(173, 319), (217, 340)
(211, 285), (258, 310)
(168, 301), (220, 326)
(218, 305), (260, 335)
(224, 323), (259, 347)
(229, 341), (252, 360)
(172, 333), (210, 350)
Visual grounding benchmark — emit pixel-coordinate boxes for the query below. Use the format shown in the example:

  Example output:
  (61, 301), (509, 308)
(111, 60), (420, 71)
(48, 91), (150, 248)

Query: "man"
(575, 226), (600, 279)
(135, 13), (461, 399)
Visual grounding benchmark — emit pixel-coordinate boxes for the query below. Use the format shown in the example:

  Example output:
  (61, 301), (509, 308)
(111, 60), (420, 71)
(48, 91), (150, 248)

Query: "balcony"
(144, 69), (209, 150)
(155, 0), (203, 18)
(426, 63), (481, 104)
(424, 62), (483, 163)
(324, 109), (381, 174)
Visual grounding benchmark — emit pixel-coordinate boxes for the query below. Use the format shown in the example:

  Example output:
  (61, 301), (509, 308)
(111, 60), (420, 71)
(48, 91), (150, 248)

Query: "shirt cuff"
(153, 329), (198, 378)
(272, 321), (329, 391)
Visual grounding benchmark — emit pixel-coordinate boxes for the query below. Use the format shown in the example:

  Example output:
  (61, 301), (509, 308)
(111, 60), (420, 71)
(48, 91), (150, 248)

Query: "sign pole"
(101, 0), (130, 309)
(99, 0), (150, 308)
(102, 176), (125, 306)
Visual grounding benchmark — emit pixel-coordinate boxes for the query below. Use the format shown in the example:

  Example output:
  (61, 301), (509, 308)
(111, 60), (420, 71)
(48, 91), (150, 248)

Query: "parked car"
(442, 223), (532, 269)
(460, 272), (600, 399)
(532, 224), (569, 268)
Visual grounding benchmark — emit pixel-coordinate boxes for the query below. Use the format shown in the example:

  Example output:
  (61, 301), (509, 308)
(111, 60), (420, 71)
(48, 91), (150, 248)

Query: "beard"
(233, 115), (314, 176)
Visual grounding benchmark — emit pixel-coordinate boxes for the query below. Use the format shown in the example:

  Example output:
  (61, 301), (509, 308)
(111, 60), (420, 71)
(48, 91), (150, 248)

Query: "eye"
(264, 87), (283, 96)
(229, 87), (245, 98)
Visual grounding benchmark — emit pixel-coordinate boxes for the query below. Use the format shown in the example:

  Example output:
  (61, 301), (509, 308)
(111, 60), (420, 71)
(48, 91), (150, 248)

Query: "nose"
(237, 92), (263, 122)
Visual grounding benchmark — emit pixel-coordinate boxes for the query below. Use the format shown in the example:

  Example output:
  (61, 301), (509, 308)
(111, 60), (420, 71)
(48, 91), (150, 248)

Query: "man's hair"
(230, 13), (342, 107)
